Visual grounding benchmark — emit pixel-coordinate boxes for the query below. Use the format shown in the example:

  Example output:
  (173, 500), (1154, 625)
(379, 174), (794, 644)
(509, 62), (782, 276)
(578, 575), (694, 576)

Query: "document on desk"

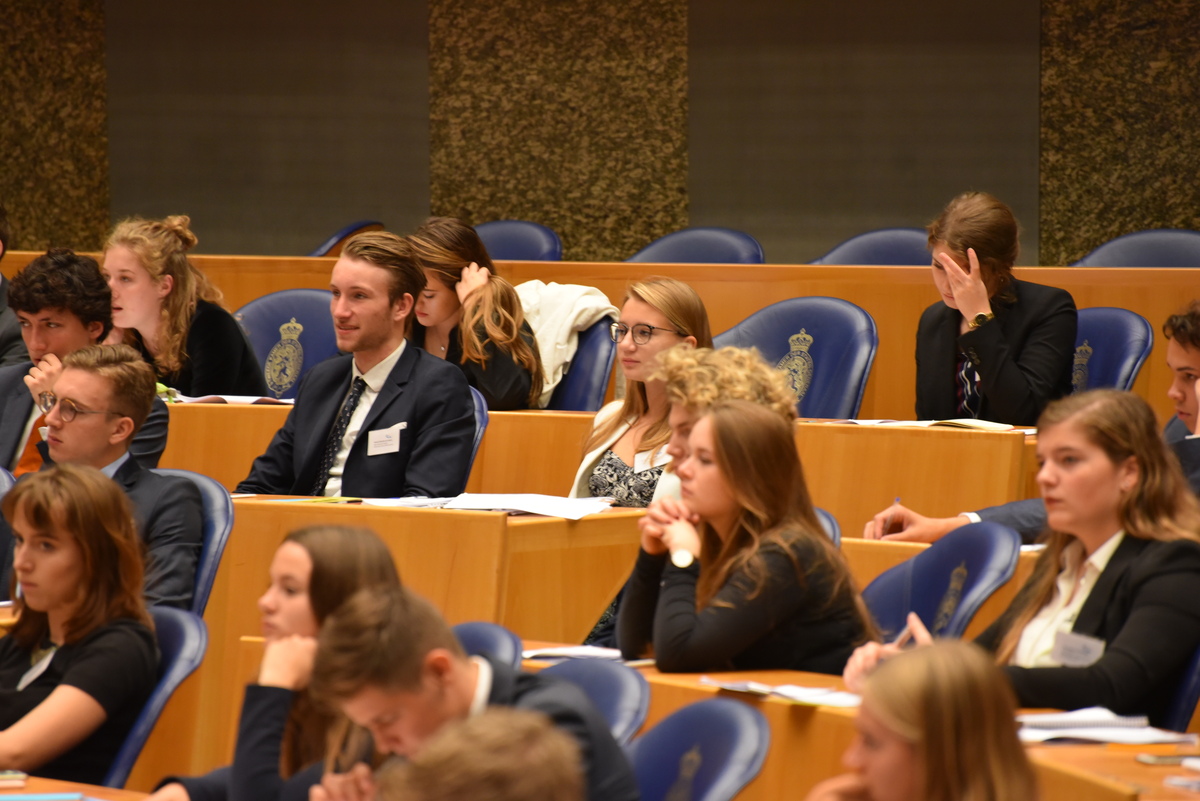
(444, 493), (613, 519)
(700, 676), (861, 707)
(1017, 707), (1198, 744)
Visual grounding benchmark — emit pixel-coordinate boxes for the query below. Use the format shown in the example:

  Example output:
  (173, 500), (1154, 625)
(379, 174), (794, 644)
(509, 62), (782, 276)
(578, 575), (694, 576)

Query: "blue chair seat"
(1072, 229), (1200, 267)
(151, 468), (233, 616)
(452, 621), (524, 669)
(541, 659), (649, 745)
(475, 220), (563, 261)
(627, 227), (764, 264)
(234, 289), (339, 400)
(1072, 307), (1153, 393)
(308, 220), (384, 257)
(813, 227), (930, 265)
(546, 316), (618, 412)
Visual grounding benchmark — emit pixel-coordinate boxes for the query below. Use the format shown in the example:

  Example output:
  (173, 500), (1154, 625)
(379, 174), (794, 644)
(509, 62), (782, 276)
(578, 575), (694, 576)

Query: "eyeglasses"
(37, 392), (122, 423)
(609, 323), (686, 345)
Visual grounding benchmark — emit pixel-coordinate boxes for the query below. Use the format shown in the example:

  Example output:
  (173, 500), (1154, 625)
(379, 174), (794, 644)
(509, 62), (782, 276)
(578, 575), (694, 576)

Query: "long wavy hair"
(994, 389), (1200, 663)
(864, 640), (1038, 801)
(692, 402), (875, 644)
(408, 217), (544, 408)
(105, 215), (223, 374)
(583, 277), (712, 455)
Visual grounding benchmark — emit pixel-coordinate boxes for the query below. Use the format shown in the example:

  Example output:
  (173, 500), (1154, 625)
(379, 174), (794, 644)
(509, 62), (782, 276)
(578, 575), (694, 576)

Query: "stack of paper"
(445, 493), (613, 519)
(699, 676), (861, 708)
(1018, 707), (1198, 744)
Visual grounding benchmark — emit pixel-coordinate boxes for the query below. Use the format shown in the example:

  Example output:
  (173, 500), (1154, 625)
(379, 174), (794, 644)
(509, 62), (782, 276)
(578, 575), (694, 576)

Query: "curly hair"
(656, 346), (796, 419)
(8, 248), (112, 341)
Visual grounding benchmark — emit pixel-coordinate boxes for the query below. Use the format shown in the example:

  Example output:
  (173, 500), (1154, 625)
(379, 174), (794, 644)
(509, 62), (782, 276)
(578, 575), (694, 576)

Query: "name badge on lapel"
(367, 422), (406, 456)
(1052, 629), (1106, 667)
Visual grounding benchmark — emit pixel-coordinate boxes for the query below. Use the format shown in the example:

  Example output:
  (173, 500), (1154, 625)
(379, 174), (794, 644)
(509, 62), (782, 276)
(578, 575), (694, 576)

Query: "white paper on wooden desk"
(444, 493), (613, 520)
(699, 676), (861, 707)
(522, 645), (623, 660)
(361, 497), (455, 508)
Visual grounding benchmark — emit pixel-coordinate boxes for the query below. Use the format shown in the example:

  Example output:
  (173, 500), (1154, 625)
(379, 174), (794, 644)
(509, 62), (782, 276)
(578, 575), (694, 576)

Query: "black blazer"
(237, 345), (475, 498)
(486, 655), (640, 801)
(915, 278), (1077, 425)
(976, 536), (1200, 726)
(0, 276), (29, 367)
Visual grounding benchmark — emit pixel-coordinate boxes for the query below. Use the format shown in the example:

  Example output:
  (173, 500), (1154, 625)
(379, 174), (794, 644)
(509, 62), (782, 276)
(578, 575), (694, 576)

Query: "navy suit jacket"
(237, 346), (475, 497)
(0, 361), (169, 470)
(0, 276), (29, 367)
(915, 278), (1077, 425)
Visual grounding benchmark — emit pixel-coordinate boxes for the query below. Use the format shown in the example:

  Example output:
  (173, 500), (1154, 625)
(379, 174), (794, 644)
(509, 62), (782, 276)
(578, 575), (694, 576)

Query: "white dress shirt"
(323, 341), (406, 497)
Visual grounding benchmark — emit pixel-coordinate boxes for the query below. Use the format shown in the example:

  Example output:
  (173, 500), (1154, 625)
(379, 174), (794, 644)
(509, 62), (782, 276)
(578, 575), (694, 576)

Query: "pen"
(881, 496), (900, 536)
(890, 625), (913, 649)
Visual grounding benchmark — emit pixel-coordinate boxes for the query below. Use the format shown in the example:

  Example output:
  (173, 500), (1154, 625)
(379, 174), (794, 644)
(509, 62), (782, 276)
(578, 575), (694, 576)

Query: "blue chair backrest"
(0, 467), (13, 494)
(813, 227), (930, 265)
(541, 659), (649, 745)
(627, 227), (764, 264)
(103, 606), (208, 788)
(546, 316), (618, 412)
(626, 698), (770, 801)
(713, 297), (878, 419)
(308, 220), (384, 257)
(862, 522), (1021, 640)
(1164, 644), (1200, 732)
(151, 468), (233, 616)
(234, 289), (340, 399)
(1073, 307), (1154, 393)
(475, 220), (563, 261)
(452, 621), (524, 669)
(814, 507), (840, 546)
(1072, 229), (1200, 267)
(468, 387), (488, 476)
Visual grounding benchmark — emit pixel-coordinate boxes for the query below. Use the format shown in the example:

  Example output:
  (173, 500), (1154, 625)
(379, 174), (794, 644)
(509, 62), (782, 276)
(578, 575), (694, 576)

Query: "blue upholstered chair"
(468, 386), (488, 476)
(812, 227), (930, 265)
(1163, 644), (1200, 731)
(546, 316), (618, 412)
(712, 297), (878, 419)
(1072, 229), (1200, 267)
(475, 220), (563, 261)
(308, 220), (384, 257)
(861, 522), (1021, 640)
(0, 467), (13, 494)
(234, 289), (339, 399)
(626, 698), (770, 801)
(103, 606), (208, 788)
(151, 468), (233, 616)
(1072, 307), (1154, 393)
(627, 227), (764, 264)
(452, 621), (524, 669)
(541, 659), (649, 745)
(814, 507), (840, 546)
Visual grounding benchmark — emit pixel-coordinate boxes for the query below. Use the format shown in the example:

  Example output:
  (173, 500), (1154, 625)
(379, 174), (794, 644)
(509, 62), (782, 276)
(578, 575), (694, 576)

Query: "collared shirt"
(324, 341), (406, 497)
(100, 451), (131, 479)
(467, 655), (493, 718)
(1012, 531), (1125, 668)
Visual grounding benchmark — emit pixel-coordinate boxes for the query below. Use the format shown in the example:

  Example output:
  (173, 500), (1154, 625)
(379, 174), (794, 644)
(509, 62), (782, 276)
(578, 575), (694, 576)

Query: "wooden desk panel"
(13, 777), (148, 799)
(159, 403), (291, 490)
(465, 410), (596, 495)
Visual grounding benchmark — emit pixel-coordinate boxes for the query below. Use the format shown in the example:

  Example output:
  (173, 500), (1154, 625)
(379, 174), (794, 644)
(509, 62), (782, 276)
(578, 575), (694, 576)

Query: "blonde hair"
(863, 640), (1037, 801)
(376, 708), (583, 801)
(408, 218), (544, 407)
(995, 389), (1200, 663)
(105, 215), (223, 374)
(656, 345), (797, 420)
(61, 344), (157, 434)
(584, 277), (712, 454)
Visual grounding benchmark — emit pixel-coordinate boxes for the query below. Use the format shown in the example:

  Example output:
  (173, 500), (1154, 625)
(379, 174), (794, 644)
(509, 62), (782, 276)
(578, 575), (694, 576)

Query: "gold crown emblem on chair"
(776, 329), (815, 401)
(266, 318), (305, 398)
(1072, 339), (1093, 394)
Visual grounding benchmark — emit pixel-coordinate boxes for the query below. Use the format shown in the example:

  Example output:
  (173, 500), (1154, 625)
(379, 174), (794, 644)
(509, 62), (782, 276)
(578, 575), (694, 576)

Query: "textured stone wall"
(1040, 0), (1200, 264)
(0, 0), (110, 251)
(429, 0), (688, 261)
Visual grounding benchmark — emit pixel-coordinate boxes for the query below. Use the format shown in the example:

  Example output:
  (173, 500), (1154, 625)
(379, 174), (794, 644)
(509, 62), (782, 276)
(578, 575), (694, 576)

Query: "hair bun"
(163, 215), (198, 251)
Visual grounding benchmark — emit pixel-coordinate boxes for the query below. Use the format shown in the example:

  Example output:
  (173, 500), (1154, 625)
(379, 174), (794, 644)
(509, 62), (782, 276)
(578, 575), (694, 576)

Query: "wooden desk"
(1, 777), (147, 799)
(1028, 745), (1200, 801)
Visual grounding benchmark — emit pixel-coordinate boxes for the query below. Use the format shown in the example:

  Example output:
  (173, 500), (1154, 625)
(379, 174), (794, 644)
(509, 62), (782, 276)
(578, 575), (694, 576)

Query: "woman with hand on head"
(806, 640), (1037, 801)
(0, 464), (157, 783)
(149, 525), (402, 801)
(617, 400), (874, 673)
(569, 277), (712, 507)
(916, 191), (1076, 425)
(406, 217), (544, 410)
(103, 215), (268, 398)
(846, 390), (1200, 727)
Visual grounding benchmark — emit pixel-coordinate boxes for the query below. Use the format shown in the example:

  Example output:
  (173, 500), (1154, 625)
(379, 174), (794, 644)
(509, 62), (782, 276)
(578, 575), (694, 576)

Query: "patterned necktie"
(311, 377), (367, 496)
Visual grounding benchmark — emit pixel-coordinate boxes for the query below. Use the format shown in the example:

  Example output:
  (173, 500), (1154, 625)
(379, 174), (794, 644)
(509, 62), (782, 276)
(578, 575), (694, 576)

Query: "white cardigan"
(568, 401), (679, 502)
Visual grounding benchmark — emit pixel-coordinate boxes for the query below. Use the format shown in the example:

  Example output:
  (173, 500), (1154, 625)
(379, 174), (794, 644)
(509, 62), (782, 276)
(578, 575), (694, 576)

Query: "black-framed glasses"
(37, 392), (122, 423)
(610, 322), (686, 345)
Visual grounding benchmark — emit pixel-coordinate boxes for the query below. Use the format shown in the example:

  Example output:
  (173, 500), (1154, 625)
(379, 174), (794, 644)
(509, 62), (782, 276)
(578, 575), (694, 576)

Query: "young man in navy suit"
(237, 232), (475, 498)
(0, 205), (30, 367)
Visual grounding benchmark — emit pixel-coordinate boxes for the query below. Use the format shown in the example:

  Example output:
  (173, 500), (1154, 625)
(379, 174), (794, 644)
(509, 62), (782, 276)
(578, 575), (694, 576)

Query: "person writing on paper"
(806, 640), (1036, 801)
(870, 301), (1200, 543)
(0, 465), (157, 783)
(847, 390), (1200, 727)
(407, 217), (544, 410)
(569, 277), (711, 506)
(617, 400), (874, 673)
(148, 525), (401, 801)
(103, 215), (268, 398)
(916, 191), (1076, 426)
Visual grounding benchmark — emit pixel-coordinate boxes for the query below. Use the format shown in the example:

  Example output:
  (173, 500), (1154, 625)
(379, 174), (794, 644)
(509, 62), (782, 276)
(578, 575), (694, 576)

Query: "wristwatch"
(968, 312), (995, 330)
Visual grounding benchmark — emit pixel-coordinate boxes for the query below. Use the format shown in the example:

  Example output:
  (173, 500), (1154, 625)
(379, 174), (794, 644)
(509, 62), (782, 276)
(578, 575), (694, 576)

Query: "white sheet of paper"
(444, 493), (613, 520)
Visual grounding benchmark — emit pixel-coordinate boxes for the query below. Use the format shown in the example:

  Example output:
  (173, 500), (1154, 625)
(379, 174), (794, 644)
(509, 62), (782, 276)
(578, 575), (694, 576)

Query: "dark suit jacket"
(976, 536), (1200, 727)
(0, 361), (169, 470)
(237, 346), (475, 497)
(486, 655), (640, 801)
(0, 276), (29, 367)
(0, 457), (203, 608)
(915, 278), (1077, 425)
(979, 417), (1200, 541)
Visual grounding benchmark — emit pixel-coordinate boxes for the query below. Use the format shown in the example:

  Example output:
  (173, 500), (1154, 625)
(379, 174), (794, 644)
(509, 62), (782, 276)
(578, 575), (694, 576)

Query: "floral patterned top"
(587, 450), (664, 508)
